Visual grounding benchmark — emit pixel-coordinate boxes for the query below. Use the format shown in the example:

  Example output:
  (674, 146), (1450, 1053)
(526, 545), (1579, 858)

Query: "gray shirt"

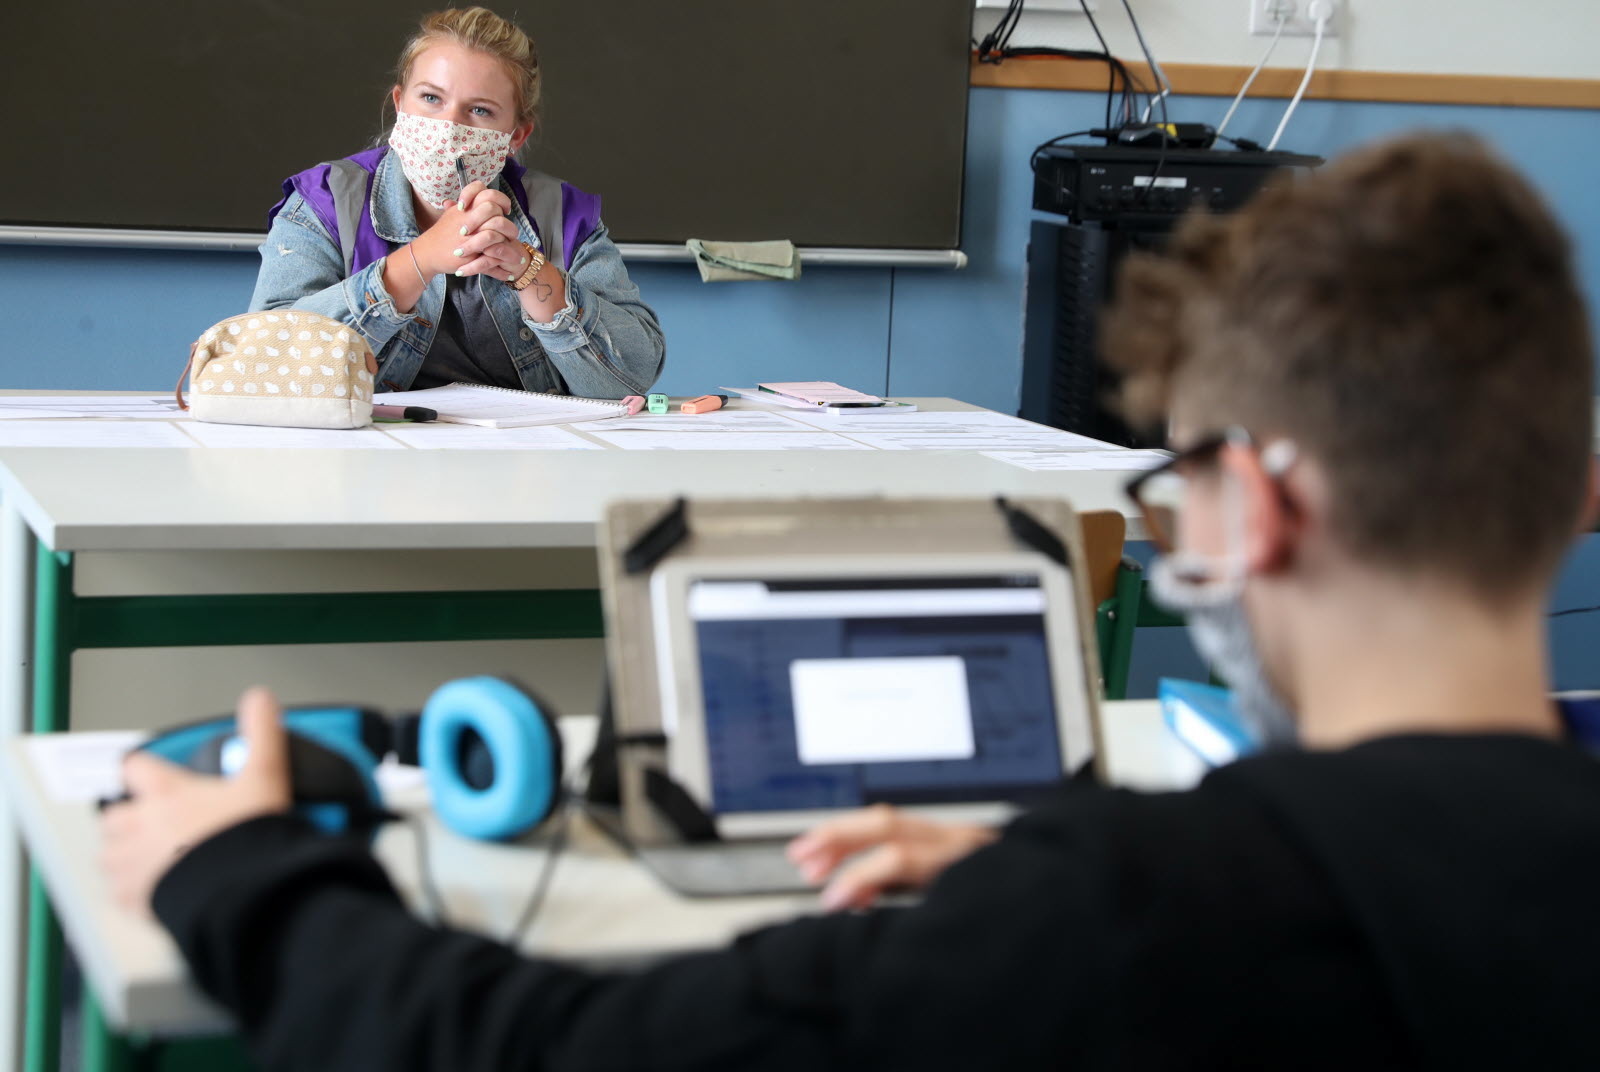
(412, 276), (524, 390)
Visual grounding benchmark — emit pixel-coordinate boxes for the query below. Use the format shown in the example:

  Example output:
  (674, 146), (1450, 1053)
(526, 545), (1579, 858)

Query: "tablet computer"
(650, 551), (1098, 840)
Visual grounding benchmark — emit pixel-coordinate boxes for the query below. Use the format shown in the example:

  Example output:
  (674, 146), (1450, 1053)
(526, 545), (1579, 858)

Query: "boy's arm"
(155, 815), (875, 1071)
(153, 799), (1125, 1072)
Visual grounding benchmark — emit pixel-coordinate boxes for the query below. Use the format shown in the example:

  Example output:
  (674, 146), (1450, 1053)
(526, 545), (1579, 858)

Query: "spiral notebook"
(370, 383), (630, 429)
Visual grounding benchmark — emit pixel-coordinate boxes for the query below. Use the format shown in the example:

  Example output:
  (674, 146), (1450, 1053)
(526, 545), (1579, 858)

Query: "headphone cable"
(503, 797), (574, 947)
(398, 794), (571, 946)
(401, 814), (452, 927)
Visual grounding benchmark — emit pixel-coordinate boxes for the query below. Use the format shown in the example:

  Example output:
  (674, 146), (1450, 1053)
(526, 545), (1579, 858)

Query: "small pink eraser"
(622, 395), (646, 416)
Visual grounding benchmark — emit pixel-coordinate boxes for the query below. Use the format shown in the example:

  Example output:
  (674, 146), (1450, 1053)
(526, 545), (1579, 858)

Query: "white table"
(1, 701), (1203, 1068)
(0, 394), (1149, 1072)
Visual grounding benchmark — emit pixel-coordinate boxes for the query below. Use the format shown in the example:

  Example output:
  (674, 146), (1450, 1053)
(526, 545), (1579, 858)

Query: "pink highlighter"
(621, 395), (647, 416)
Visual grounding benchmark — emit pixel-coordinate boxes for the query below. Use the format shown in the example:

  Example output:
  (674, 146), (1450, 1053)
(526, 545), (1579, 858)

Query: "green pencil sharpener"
(647, 394), (669, 414)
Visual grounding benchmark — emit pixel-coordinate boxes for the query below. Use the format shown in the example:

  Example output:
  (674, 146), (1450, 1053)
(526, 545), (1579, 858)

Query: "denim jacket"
(248, 150), (665, 398)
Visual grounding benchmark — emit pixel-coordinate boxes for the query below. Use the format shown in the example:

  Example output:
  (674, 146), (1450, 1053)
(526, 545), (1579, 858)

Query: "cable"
(1217, 14), (1286, 138)
(974, 0), (1140, 130)
(1076, 0), (1123, 127)
(1550, 605), (1600, 619)
(403, 814), (451, 925)
(975, 0), (1025, 61)
(1267, 5), (1330, 151)
(1120, 0), (1172, 123)
(503, 800), (574, 948)
(401, 792), (574, 946)
(1116, 0), (1171, 208)
(1215, 133), (1268, 152)
(1029, 129), (1102, 177)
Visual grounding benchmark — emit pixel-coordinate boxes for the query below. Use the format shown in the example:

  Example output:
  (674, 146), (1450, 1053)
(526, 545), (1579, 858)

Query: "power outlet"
(1249, 0), (1341, 37)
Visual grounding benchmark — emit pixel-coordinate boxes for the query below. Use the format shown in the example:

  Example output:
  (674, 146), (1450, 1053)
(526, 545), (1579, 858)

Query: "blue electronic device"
(127, 676), (564, 841)
(1158, 678), (1257, 768)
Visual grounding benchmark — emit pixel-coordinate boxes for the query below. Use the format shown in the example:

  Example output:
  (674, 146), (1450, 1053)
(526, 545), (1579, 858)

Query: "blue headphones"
(130, 675), (564, 841)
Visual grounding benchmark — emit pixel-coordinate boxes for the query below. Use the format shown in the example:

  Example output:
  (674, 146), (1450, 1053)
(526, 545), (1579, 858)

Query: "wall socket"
(1249, 0), (1342, 37)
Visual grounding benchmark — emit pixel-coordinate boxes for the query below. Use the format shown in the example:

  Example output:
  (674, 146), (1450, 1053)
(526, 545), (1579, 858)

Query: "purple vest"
(267, 146), (602, 274)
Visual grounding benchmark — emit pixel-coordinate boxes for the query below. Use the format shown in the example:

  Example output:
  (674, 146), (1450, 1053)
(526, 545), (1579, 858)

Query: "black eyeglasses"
(1123, 432), (1232, 553)
(1124, 428), (1298, 552)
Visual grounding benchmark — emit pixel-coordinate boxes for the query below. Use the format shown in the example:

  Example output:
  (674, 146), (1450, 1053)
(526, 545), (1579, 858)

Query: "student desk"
(0, 395), (1150, 1072)
(3, 702), (1204, 1071)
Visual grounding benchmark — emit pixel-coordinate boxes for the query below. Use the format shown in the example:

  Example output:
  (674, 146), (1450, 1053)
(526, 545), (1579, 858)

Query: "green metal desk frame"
(1094, 557), (1187, 703)
(23, 542), (604, 1072)
(26, 548), (1172, 1072)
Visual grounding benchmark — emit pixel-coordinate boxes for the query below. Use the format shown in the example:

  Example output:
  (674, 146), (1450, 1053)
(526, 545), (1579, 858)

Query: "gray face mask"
(1147, 551), (1299, 751)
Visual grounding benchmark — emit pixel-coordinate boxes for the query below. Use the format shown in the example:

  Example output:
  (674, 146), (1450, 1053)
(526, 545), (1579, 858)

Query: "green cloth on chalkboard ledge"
(686, 239), (801, 282)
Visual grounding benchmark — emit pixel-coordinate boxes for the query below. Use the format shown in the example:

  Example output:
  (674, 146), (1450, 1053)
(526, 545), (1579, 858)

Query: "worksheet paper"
(758, 381), (884, 405)
(790, 411), (1121, 452)
(571, 411), (812, 433)
(380, 423), (601, 450)
(0, 421), (198, 448)
(27, 732), (143, 802)
(587, 430), (870, 451)
(0, 408), (80, 421)
(179, 423), (407, 449)
(841, 429), (1113, 452)
(984, 449), (1170, 472)
(787, 410), (1055, 434)
(0, 395), (185, 420)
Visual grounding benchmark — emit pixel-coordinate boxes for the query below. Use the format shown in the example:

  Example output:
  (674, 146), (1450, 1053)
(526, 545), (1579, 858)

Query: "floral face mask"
(388, 111), (513, 210)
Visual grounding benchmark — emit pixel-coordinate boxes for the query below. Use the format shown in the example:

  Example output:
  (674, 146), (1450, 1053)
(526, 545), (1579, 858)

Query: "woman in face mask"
(247, 7), (665, 400)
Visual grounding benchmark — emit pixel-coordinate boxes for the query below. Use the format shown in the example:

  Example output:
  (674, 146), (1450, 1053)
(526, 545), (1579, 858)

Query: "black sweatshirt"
(153, 733), (1600, 1071)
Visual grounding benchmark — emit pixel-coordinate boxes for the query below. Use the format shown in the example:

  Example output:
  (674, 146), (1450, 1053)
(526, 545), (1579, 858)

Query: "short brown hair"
(1103, 132), (1593, 601)
(395, 7), (542, 127)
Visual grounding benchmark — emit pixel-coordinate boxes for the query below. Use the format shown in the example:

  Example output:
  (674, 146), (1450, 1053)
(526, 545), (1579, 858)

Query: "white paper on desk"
(0, 395), (184, 420)
(573, 411), (812, 433)
(0, 408), (80, 420)
(786, 410), (1080, 435)
(587, 430), (870, 451)
(0, 421), (197, 448)
(839, 429), (1110, 452)
(985, 449), (1170, 472)
(718, 386), (815, 410)
(380, 423), (601, 450)
(758, 381), (884, 405)
(26, 732), (145, 803)
(179, 423), (406, 449)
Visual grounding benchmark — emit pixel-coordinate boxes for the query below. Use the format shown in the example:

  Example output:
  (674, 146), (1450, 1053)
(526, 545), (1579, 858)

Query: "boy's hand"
(786, 804), (997, 912)
(99, 688), (293, 918)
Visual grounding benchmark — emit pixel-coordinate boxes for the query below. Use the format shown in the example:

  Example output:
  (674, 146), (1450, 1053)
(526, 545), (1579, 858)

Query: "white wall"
(976, 1), (1600, 81)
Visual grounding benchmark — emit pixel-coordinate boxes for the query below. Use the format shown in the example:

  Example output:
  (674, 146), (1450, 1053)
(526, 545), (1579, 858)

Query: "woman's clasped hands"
(408, 180), (530, 285)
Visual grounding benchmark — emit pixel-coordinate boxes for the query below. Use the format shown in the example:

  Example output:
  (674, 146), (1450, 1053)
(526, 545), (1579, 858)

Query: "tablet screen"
(689, 575), (1065, 814)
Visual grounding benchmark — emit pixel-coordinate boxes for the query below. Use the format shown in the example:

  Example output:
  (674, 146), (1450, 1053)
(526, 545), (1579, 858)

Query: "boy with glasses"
(103, 131), (1600, 1069)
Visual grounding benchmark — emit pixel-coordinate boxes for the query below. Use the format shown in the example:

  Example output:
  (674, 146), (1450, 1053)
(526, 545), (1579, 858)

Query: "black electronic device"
(1032, 144), (1322, 227)
(1111, 123), (1218, 150)
(1021, 145), (1322, 446)
(123, 678), (564, 841)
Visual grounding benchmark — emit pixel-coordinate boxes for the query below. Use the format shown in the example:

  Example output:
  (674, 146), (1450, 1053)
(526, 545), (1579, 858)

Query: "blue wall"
(1, 86), (1596, 689)
(3, 88), (1596, 409)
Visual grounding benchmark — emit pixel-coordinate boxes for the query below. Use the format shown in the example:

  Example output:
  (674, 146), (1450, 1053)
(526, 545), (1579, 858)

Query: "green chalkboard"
(6, 1), (972, 248)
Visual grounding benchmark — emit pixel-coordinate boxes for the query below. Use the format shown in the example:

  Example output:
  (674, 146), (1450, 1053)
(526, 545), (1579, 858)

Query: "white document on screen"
(789, 656), (976, 766)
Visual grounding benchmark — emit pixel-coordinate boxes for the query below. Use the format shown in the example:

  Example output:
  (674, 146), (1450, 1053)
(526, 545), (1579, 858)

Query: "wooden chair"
(1079, 508), (1193, 701)
(1079, 510), (1137, 700)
